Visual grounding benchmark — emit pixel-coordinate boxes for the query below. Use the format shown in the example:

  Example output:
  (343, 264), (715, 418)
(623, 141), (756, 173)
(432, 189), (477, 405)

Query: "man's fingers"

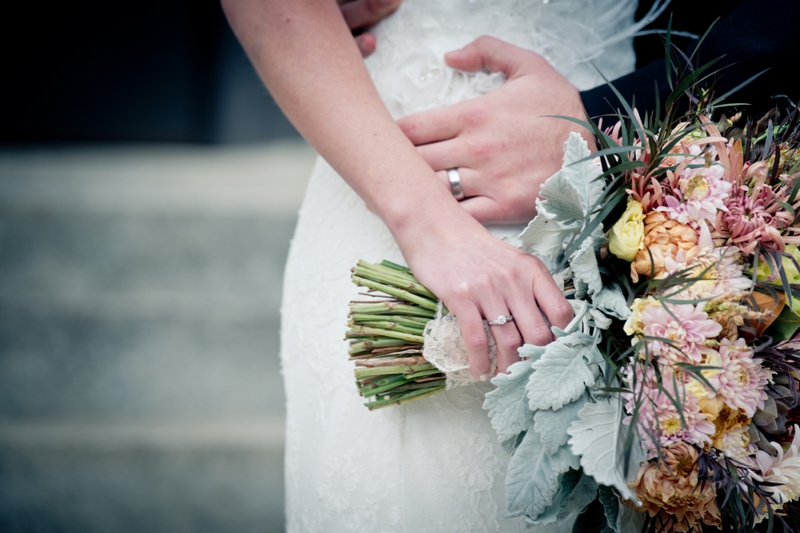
(434, 167), (481, 197)
(459, 196), (511, 226)
(340, 0), (400, 31)
(444, 35), (544, 78)
(355, 33), (376, 57)
(397, 106), (462, 146)
(416, 138), (471, 171)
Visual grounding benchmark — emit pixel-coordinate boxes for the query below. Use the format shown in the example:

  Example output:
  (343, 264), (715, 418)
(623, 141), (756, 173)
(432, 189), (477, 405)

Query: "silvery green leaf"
(506, 430), (580, 520)
(570, 236), (603, 300)
(566, 398), (643, 503)
(617, 503), (645, 533)
(590, 309), (612, 330)
(593, 284), (631, 320)
(528, 333), (602, 411)
(518, 343), (547, 361)
(557, 471), (598, 522)
(519, 210), (572, 265)
(501, 431), (527, 455)
(561, 132), (604, 210)
(533, 393), (590, 455)
(598, 485), (621, 533)
(529, 469), (582, 525)
(539, 174), (586, 224)
(484, 360), (536, 442)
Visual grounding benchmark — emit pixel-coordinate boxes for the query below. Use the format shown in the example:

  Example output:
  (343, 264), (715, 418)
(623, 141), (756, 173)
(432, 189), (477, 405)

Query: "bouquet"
(345, 48), (800, 531)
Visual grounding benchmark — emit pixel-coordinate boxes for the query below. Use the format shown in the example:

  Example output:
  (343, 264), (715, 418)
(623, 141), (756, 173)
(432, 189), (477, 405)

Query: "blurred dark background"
(1, 0), (300, 144)
(0, 2), (313, 532)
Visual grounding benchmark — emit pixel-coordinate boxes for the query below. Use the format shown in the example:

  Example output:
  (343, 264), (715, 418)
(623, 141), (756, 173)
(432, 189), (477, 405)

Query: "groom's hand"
(338, 0), (401, 57)
(398, 36), (594, 225)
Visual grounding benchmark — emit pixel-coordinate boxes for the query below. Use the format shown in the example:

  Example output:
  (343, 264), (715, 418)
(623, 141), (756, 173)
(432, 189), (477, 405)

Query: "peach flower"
(634, 443), (721, 532)
(631, 212), (699, 282)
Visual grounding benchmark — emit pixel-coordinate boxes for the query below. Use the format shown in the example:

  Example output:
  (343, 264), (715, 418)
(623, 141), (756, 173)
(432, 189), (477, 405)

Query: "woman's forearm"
(222, 0), (469, 243)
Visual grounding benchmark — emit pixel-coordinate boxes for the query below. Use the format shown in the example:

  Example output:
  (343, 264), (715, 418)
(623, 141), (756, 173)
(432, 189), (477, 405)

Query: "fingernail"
(479, 373), (490, 382)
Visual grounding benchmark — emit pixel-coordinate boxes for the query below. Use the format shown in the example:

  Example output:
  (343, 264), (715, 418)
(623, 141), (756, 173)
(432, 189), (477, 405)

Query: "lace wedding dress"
(281, 1), (654, 531)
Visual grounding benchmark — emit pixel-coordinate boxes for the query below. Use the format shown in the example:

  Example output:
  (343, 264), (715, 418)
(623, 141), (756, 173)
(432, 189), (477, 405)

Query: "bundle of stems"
(348, 260), (445, 409)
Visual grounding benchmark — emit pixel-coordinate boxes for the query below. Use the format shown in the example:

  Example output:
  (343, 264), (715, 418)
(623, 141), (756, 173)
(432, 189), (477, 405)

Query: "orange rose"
(631, 212), (699, 282)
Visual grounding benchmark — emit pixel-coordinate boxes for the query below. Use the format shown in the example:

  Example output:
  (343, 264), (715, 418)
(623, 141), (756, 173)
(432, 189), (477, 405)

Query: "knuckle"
(498, 329), (522, 350)
(462, 104), (487, 127)
(554, 301), (575, 323)
(528, 323), (553, 345)
(475, 35), (496, 47)
(466, 139), (494, 158)
(466, 332), (488, 349)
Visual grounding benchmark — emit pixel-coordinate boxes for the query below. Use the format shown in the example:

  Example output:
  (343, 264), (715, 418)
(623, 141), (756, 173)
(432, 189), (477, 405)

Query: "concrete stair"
(0, 141), (316, 532)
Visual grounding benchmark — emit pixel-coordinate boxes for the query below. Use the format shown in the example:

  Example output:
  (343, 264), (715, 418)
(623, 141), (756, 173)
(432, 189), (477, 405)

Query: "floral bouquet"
(345, 46), (800, 531)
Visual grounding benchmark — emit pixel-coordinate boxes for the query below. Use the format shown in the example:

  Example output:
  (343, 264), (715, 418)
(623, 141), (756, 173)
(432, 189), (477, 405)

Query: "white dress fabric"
(281, 1), (645, 531)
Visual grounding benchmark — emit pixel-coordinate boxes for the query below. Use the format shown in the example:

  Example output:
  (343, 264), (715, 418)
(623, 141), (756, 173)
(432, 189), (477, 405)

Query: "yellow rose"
(608, 198), (645, 262)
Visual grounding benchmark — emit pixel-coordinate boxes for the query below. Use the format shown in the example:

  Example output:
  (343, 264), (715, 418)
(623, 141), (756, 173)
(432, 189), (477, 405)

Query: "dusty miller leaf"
(617, 503), (645, 533)
(598, 485), (620, 533)
(557, 472), (598, 521)
(566, 398), (643, 503)
(519, 343), (547, 360)
(519, 210), (574, 266)
(593, 283), (631, 320)
(506, 429), (580, 521)
(485, 359), (537, 442)
(529, 469), (583, 525)
(570, 235), (603, 300)
(561, 132), (604, 210)
(538, 174), (586, 224)
(533, 393), (590, 455)
(528, 333), (602, 411)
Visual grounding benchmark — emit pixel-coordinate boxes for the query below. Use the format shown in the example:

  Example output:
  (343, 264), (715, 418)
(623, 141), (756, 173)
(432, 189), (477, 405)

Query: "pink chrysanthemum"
(658, 151), (731, 227)
(663, 245), (753, 301)
(706, 338), (772, 418)
(630, 370), (716, 451)
(718, 174), (795, 255)
(641, 302), (722, 363)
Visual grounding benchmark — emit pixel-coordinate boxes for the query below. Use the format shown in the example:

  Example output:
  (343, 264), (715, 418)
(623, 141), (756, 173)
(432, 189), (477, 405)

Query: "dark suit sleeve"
(581, 0), (800, 120)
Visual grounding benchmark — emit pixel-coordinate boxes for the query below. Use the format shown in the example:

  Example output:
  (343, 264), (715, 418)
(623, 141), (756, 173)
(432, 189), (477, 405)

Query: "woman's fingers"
(447, 301), (492, 381)
(533, 268), (574, 331)
(483, 307), (523, 375)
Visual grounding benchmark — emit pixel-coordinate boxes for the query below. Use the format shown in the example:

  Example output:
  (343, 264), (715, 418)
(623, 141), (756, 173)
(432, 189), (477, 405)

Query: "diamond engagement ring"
(488, 315), (514, 326)
(447, 168), (465, 200)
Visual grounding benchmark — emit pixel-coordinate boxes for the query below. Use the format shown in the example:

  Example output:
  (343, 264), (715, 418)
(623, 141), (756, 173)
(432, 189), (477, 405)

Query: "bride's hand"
(396, 211), (572, 379)
(397, 36), (593, 225)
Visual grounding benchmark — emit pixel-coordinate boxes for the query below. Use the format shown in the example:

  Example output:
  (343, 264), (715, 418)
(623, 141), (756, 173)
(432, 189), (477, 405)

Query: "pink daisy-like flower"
(663, 244), (753, 301)
(641, 302), (722, 363)
(631, 371), (716, 451)
(706, 338), (772, 418)
(658, 150), (732, 227)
